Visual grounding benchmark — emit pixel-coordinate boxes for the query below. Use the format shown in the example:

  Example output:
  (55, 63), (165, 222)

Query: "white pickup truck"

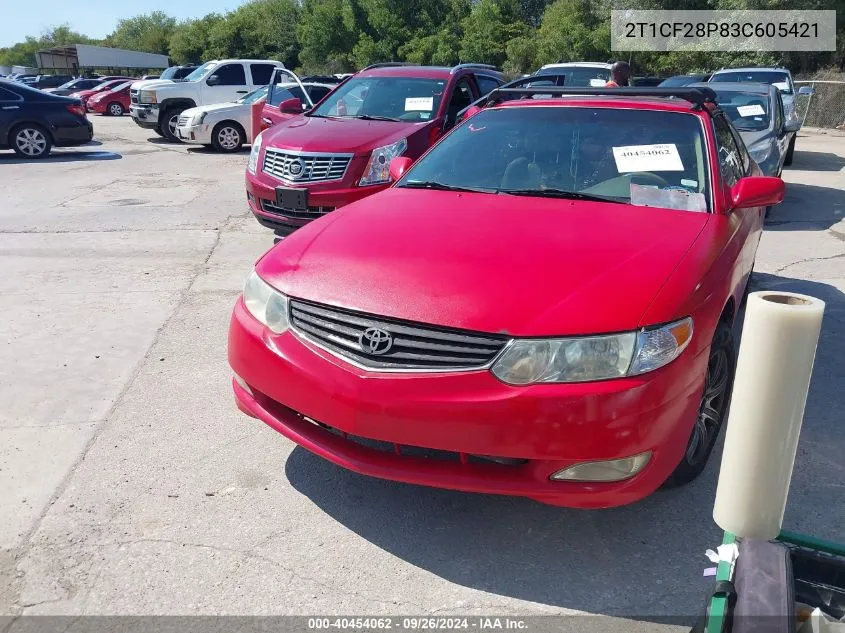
(129, 59), (284, 141)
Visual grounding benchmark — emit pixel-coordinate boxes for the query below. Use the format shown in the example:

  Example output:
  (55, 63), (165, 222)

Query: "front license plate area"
(276, 187), (308, 211)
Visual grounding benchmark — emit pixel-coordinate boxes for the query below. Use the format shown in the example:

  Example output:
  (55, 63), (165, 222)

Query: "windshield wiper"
(400, 181), (493, 194)
(354, 114), (401, 122)
(498, 188), (625, 204)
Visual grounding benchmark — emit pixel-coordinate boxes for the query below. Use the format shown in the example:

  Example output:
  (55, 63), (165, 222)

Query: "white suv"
(129, 59), (284, 142)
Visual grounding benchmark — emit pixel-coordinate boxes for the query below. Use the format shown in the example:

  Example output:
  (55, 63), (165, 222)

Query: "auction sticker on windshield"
(406, 97), (434, 111)
(737, 104), (766, 117)
(612, 143), (684, 172)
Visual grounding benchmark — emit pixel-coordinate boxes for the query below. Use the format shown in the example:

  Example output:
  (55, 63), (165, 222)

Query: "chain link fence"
(794, 80), (845, 129)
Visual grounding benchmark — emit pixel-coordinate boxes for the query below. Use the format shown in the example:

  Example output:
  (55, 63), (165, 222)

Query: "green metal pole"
(705, 532), (737, 633)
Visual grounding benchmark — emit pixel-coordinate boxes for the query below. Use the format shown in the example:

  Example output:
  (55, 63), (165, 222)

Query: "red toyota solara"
(228, 87), (785, 508)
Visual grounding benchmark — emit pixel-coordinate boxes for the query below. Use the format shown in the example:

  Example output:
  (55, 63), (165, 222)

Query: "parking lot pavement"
(0, 118), (843, 628)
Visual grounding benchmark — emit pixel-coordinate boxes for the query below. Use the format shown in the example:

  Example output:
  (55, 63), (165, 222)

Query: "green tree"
(535, 0), (611, 66)
(106, 11), (176, 55)
(0, 25), (99, 67)
(296, 0), (363, 72)
(205, 0), (300, 66)
(460, 0), (530, 67)
(168, 14), (223, 64)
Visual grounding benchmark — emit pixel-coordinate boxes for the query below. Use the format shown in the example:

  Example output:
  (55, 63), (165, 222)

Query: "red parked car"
(68, 79), (133, 109)
(229, 86), (784, 508)
(245, 63), (505, 237)
(86, 81), (132, 116)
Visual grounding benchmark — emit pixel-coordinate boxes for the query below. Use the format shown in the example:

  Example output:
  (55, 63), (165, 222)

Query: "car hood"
(184, 101), (246, 118)
(263, 115), (421, 154)
(736, 128), (773, 149)
(257, 189), (709, 336)
(131, 79), (173, 91)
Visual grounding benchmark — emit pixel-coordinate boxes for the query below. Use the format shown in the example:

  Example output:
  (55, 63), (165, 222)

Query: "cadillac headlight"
(191, 111), (207, 125)
(359, 138), (408, 186)
(247, 132), (263, 175)
(491, 318), (692, 385)
(138, 89), (157, 104)
(242, 270), (289, 334)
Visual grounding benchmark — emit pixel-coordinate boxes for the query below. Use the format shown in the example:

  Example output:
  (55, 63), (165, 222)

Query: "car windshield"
(237, 85), (269, 104)
(268, 84), (305, 107)
(710, 71), (792, 94)
(309, 76), (447, 122)
(397, 106), (710, 213)
(712, 90), (771, 131)
(110, 81), (132, 93)
(538, 66), (610, 87)
(659, 76), (703, 87)
(184, 62), (216, 82)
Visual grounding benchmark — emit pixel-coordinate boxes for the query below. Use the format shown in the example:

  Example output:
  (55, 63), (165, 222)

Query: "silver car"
(692, 82), (800, 176)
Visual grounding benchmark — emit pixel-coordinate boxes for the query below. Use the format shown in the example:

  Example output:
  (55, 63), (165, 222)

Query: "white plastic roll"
(713, 291), (825, 540)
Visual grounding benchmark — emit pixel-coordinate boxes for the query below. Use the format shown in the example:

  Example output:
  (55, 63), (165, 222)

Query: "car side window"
(250, 64), (276, 86)
(0, 87), (22, 101)
(307, 86), (331, 103)
(774, 93), (784, 132)
(212, 64), (247, 86)
(475, 75), (502, 97)
(446, 78), (474, 126)
(713, 114), (744, 186)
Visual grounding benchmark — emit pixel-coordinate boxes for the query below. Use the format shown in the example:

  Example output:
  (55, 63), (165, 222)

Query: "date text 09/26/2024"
(307, 617), (528, 630)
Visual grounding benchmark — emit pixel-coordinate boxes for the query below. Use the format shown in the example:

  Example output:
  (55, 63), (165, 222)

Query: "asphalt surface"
(0, 117), (843, 630)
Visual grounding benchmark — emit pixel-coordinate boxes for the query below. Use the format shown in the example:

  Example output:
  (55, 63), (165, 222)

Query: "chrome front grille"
(261, 200), (335, 220)
(177, 115), (190, 127)
(263, 149), (352, 184)
(289, 300), (508, 371)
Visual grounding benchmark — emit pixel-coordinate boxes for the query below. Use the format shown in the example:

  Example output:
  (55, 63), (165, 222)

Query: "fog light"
(550, 452), (651, 482)
(233, 374), (253, 396)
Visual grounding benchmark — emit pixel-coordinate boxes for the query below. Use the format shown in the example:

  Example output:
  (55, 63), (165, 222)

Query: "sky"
(0, 0), (244, 47)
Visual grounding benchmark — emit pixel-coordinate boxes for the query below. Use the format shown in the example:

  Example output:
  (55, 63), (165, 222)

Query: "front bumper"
(228, 300), (708, 508)
(129, 103), (159, 129)
(245, 170), (387, 235)
(176, 122), (211, 145)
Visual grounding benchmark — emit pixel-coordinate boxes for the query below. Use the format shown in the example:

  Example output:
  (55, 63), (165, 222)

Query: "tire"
(664, 321), (735, 488)
(107, 102), (124, 116)
(160, 108), (184, 142)
(211, 121), (245, 152)
(153, 126), (165, 137)
(10, 123), (52, 159)
(783, 135), (796, 166)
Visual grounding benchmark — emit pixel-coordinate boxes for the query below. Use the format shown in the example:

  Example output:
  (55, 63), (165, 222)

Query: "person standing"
(605, 61), (631, 87)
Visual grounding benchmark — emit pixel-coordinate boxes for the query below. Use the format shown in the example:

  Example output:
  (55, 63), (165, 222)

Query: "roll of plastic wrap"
(713, 291), (825, 540)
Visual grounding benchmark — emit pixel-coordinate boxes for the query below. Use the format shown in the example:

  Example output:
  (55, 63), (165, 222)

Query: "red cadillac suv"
(245, 63), (505, 237)
(229, 85), (786, 508)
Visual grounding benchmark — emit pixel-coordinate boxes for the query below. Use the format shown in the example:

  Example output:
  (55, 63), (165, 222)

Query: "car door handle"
(236, 90), (248, 94)
(1, 105), (20, 110)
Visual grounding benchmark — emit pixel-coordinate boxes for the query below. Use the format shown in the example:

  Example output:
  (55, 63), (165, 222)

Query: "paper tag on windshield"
(630, 183), (707, 212)
(589, 79), (607, 87)
(612, 144), (684, 173)
(405, 97), (433, 111)
(737, 104), (765, 117)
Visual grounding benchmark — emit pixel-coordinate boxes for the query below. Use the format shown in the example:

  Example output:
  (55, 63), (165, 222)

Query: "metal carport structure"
(35, 44), (169, 74)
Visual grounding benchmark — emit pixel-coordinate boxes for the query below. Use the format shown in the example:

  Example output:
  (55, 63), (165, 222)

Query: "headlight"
(359, 138), (408, 186)
(191, 111), (206, 125)
(491, 318), (692, 385)
(748, 143), (772, 165)
(242, 270), (289, 334)
(139, 89), (157, 104)
(247, 132), (263, 175)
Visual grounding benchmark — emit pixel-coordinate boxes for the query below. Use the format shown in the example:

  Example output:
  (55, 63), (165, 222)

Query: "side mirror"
(784, 117), (801, 133)
(279, 97), (304, 114)
(457, 105), (482, 124)
(206, 74), (220, 86)
(730, 176), (785, 210)
(389, 156), (413, 182)
(798, 86), (815, 96)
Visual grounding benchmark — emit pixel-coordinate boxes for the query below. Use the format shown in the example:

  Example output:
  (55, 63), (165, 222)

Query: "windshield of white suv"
(237, 85), (269, 104)
(184, 62), (216, 82)
(397, 106), (710, 212)
(537, 66), (611, 86)
(309, 77), (447, 122)
(710, 71), (792, 94)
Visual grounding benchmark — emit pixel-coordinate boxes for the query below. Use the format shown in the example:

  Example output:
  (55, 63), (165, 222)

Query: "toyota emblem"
(359, 327), (393, 355)
(287, 159), (305, 178)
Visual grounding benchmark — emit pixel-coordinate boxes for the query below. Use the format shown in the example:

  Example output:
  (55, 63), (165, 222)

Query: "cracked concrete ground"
(0, 118), (843, 629)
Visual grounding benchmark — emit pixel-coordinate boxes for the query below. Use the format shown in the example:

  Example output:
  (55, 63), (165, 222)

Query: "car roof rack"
(360, 62), (417, 72)
(485, 86), (719, 109)
(451, 63), (499, 74)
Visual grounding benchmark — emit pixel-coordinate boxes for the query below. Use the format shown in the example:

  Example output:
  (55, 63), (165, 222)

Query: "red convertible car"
(228, 86), (784, 508)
